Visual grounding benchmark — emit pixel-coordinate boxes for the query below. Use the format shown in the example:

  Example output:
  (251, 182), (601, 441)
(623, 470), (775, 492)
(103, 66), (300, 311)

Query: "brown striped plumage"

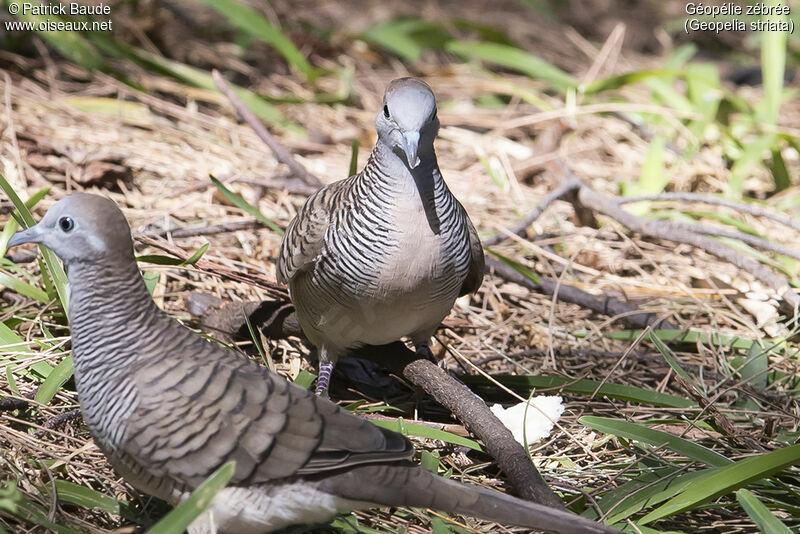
(8, 193), (618, 534)
(278, 78), (485, 395)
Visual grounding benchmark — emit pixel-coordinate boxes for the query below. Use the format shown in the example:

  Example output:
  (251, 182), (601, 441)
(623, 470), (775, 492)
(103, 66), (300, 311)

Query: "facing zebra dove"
(277, 77), (484, 395)
(8, 193), (617, 534)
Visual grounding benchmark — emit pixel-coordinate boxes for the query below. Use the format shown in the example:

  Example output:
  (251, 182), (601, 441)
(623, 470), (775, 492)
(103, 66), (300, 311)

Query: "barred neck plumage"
(65, 258), (165, 446)
(67, 258), (161, 372)
(357, 137), (449, 235)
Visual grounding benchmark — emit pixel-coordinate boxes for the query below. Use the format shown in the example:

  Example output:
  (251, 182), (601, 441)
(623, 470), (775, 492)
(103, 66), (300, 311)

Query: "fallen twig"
(211, 69), (322, 188)
(487, 256), (675, 330)
(33, 408), (81, 438)
(483, 178), (582, 247)
(0, 396), (32, 411)
(135, 236), (288, 298)
(137, 220), (262, 239)
(685, 223), (800, 261)
(618, 192), (800, 233)
(489, 156), (800, 311)
(574, 184), (800, 310)
(673, 376), (764, 451)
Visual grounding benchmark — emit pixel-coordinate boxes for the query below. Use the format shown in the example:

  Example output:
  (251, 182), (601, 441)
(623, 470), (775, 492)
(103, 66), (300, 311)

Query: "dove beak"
(401, 130), (420, 169)
(8, 225), (44, 249)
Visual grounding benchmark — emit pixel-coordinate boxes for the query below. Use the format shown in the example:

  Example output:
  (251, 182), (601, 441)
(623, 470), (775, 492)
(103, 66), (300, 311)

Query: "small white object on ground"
(490, 396), (564, 446)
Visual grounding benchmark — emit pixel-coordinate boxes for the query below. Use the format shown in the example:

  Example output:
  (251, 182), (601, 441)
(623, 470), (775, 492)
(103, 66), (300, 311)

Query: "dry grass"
(1, 1), (800, 532)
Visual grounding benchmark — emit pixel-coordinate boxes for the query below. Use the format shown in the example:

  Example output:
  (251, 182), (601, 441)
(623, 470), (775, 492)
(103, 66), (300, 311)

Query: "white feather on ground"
(490, 396), (564, 446)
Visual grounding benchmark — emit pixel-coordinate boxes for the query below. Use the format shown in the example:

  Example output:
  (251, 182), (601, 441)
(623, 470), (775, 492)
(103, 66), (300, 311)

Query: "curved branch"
(483, 179), (582, 247)
(618, 192), (800, 233)
(575, 185), (800, 309)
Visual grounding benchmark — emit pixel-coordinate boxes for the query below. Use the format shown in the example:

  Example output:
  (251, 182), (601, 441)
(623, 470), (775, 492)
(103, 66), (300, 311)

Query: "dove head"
(7, 193), (135, 265)
(375, 77), (440, 169)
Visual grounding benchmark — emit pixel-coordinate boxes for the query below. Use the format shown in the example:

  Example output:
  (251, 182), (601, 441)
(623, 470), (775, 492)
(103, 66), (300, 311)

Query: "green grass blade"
(189, 0), (313, 80)
(459, 374), (694, 408)
(46, 480), (136, 520)
(142, 271), (159, 296)
(580, 416), (731, 467)
(487, 250), (540, 284)
(349, 139), (360, 177)
(770, 147), (791, 192)
(686, 63), (722, 122)
(146, 461), (235, 534)
(582, 69), (681, 95)
(242, 305), (271, 371)
(126, 49), (291, 128)
(640, 443), (800, 523)
(736, 489), (793, 534)
(622, 136), (667, 208)
(0, 187), (49, 256)
(370, 418), (483, 452)
(137, 243), (209, 266)
(293, 369), (317, 389)
(181, 243), (210, 266)
(681, 210), (761, 236)
(646, 330), (695, 386)
(603, 329), (756, 350)
(759, 0), (788, 125)
(431, 517), (455, 534)
(362, 18), (451, 61)
(420, 450), (440, 473)
(588, 468), (706, 523)
(0, 175), (69, 310)
(0, 481), (81, 534)
(33, 356), (73, 405)
(0, 272), (50, 304)
(729, 133), (779, 198)
(446, 40), (577, 92)
(210, 176), (284, 235)
(0, 321), (54, 379)
(737, 342), (770, 393)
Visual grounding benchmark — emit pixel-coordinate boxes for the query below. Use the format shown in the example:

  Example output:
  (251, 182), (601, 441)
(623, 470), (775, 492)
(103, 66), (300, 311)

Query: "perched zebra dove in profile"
(278, 77), (484, 395)
(8, 194), (617, 534)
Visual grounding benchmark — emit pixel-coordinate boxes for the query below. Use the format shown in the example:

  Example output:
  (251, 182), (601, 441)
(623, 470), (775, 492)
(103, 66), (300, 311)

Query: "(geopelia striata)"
(277, 77), (484, 395)
(8, 193), (618, 534)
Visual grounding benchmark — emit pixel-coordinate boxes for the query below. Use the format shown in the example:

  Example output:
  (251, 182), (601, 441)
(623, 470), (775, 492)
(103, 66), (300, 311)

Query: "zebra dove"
(277, 78), (484, 395)
(7, 193), (617, 534)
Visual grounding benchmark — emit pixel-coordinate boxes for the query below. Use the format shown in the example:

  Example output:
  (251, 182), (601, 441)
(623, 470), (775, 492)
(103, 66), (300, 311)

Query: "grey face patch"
(6, 193), (135, 265)
(383, 78), (437, 133)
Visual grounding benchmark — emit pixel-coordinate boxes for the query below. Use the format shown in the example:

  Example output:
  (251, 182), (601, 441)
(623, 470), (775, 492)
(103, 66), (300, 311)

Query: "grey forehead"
(383, 78), (437, 129)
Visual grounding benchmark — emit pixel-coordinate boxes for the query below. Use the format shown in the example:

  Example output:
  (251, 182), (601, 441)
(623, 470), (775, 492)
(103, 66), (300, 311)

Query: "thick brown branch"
(402, 359), (565, 508)
(211, 70), (322, 188)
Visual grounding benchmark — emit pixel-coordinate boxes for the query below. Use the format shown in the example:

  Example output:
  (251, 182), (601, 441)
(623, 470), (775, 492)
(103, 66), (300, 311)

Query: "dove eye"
(59, 216), (75, 232)
(383, 105), (390, 118)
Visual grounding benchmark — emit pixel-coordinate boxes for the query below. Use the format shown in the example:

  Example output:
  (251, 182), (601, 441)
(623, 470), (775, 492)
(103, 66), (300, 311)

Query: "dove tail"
(314, 462), (618, 534)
